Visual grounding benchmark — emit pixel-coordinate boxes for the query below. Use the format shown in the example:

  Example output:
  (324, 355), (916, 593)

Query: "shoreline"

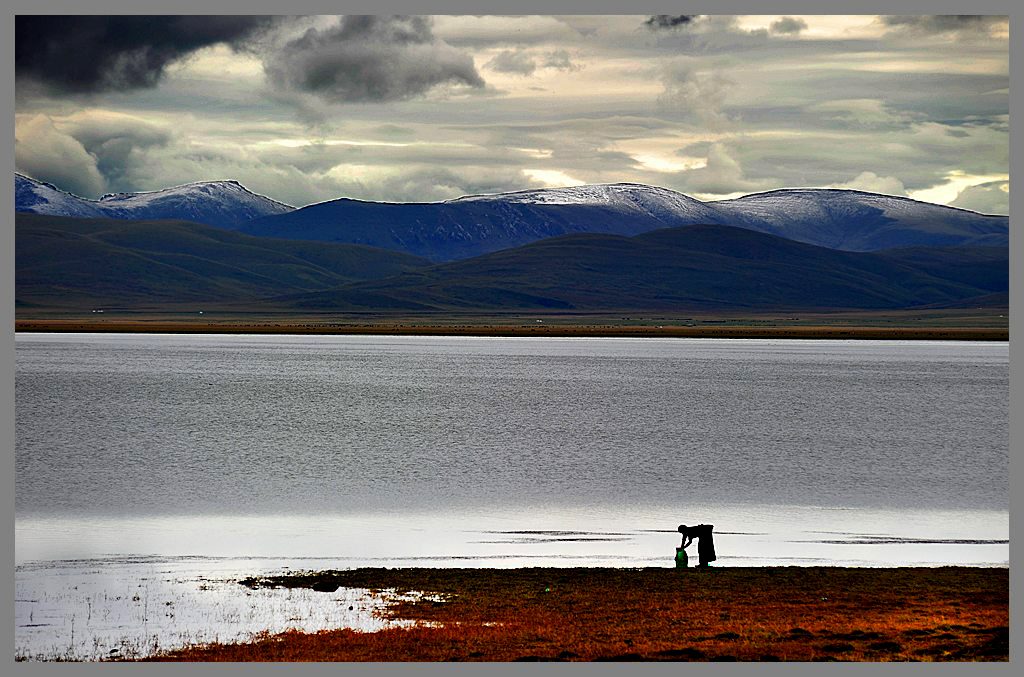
(147, 566), (1008, 662)
(14, 319), (1009, 341)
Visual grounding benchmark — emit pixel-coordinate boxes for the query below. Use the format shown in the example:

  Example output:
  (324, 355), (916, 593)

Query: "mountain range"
(239, 183), (1008, 261)
(15, 173), (294, 229)
(13, 173), (1009, 313)
(16, 174), (1008, 262)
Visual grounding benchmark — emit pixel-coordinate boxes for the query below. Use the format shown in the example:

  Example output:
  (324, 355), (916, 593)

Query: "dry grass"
(14, 318), (1008, 341)
(148, 567), (1008, 662)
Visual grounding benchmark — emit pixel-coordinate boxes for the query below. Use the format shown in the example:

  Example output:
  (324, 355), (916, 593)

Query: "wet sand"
(151, 566), (1008, 662)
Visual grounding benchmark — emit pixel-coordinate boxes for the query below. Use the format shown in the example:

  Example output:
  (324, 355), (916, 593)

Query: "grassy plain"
(14, 308), (1010, 340)
(150, 567), (1008, 662)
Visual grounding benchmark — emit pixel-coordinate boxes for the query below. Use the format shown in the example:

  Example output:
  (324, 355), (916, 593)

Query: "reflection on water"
(16, 334), (1008, 518)
(17, 504), (1009, 569)
(14, 334), (1008, 660)
(15, 557), (402, 662)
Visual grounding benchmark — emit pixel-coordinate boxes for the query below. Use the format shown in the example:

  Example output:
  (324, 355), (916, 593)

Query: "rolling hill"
(271, 224), (1007, 312)
(15, 213), (430, 310)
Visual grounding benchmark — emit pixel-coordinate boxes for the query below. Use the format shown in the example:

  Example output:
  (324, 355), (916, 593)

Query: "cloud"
(949, 180), (1009, 215)
(881, 15), (1008, 38)
(15, 16), (278, 93)
(805, 99), (921, 130)
(659, 60), (734, 129)
(14, 115), (107, 197)
(675, 142), (778, 196)
(644, 15), (698, 30)
(433, 15), (581, 47)
(332, 166), (548, 203)
(486, 50), (537, 76)
(59, 111), (173, 192)
(829, 171), (908, 196)
(769, 17), (807, 35)
(542, 50), (580, 71)
(263, 16), (484, 103)
(485, 49), (580, 76)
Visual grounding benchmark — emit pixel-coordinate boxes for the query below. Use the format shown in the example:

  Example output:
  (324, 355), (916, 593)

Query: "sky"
(13, 14), (1010, 213)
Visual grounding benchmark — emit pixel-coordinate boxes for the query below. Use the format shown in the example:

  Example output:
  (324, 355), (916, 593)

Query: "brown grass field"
(14, 315), (1009, 341)
(147, 567), (1008, 662)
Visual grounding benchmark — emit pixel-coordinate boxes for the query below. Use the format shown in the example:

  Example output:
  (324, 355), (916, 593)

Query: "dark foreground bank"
(149, 567), (1008, 662)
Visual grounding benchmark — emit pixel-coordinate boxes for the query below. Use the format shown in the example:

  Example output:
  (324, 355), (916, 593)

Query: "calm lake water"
(15, 333), (1008, 658)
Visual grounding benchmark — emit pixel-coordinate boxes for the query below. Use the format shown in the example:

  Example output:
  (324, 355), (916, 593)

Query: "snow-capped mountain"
(15, 173), (294, 229)
(453, 182), (720, 217)
(16, 173), (1008, 261)
(710, 189), (1008, 251)
(243, 182), (1007, 261)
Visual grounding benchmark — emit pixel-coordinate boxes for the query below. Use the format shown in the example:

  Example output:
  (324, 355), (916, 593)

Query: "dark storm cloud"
(644, 15), (698, 30)
(65, 115), (173, 192)
(15, 111), (175, 197)
(881, 15), (1007, 36)
(15, 15), (279, 93)
(263, 15), (485, 103)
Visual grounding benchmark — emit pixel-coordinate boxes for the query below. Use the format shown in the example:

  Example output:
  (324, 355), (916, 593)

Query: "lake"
(14, 333), (1008, 659)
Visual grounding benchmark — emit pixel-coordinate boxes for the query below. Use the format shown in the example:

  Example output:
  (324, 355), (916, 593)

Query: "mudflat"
(149, 567), (1008, 662)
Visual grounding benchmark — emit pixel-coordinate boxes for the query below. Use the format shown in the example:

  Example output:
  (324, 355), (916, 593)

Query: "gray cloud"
(486, 50), (537, 75)
(433, 15), (582, 47)
(12, 15), (1009, 210)
(770, 17), (807, 35)
(15, 115), (107, 197)
(263, 16), (485, 103)
(882, 15), (1007, 36)
(659, 60), (735, 129)
(673, 142), (779, 195)
(672, 114), (1007, 198)
(338, 166), (548, 203)
(15, 16), (279, 93)
(486, 49), (580, 76)
(15, 112), (177, 198)
(61, 113), (172, 192)
(949, 180), (1008, 215)
(644, 15), (698, 30)
(542, 50), (580, 71)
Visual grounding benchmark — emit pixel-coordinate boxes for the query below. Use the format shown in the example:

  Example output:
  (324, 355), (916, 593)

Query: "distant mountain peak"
(720, 186), (997, 217)
(15, 173), (294, 228)
(449, 181), (705, 207)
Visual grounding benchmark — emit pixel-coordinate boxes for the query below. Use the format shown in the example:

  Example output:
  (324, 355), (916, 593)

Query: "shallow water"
(15, 556), (408, 661)
(15, 333), (1008, 659)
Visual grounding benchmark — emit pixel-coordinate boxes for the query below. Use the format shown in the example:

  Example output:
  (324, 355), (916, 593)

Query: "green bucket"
(675, 547), (689, 568)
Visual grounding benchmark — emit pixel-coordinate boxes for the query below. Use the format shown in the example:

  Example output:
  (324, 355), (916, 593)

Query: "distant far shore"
(147, 566), (1008, 662)
(15, 316), (1008, 341)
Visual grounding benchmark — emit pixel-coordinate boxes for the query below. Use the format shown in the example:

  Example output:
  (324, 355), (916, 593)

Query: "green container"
(675, 547), (689, 568)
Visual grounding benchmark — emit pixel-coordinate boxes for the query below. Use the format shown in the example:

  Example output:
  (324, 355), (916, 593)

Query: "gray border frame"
(5, 1), (1017, 675)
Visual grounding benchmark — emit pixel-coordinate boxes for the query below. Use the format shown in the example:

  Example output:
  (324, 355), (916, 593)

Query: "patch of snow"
(449, 183), (720, 223)
(15, 173), (294, 228)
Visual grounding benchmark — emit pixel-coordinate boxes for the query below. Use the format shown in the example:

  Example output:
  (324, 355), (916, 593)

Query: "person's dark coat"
(691, 524), (717, 565)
